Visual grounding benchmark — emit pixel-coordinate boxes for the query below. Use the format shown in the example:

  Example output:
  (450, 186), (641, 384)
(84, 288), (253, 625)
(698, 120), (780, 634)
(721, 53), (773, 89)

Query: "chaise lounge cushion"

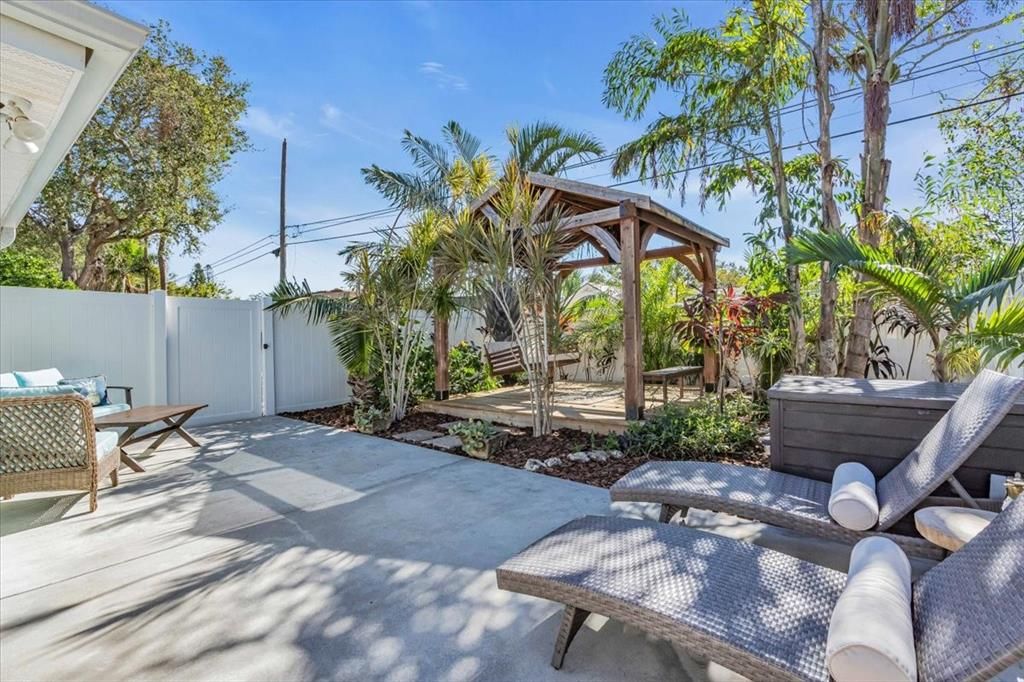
(0, 372), (17, 388)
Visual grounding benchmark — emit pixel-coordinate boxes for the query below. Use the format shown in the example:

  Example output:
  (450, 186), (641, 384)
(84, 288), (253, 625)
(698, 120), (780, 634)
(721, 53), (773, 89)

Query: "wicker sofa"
(0, 389), (121, 512)
(1, 368), (133, 419)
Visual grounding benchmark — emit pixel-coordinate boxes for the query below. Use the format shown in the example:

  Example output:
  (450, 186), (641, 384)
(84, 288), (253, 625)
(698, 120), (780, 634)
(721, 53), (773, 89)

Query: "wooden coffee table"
(94, 404), (207, 472)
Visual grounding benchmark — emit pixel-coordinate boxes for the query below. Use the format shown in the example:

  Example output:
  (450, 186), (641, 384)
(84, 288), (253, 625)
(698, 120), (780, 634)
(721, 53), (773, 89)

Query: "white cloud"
(318, 103), (395, 146)
(419, 61), (469, 91)
(241, 107), (294, 139)
(542, 77), (557, 96)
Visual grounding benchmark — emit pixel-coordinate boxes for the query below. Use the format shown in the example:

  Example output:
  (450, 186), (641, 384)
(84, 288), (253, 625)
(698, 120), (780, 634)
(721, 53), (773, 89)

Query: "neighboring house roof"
(0, 0), (148, 246)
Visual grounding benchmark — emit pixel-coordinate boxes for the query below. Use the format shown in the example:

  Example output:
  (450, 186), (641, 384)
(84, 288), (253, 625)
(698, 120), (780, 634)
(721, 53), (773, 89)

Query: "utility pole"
(278, 137), (288, 284)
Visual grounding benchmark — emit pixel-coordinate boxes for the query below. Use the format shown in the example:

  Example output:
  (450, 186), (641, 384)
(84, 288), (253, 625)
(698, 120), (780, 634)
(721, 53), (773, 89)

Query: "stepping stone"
(424, 434), (463, 450)
(393, 429), (442, 442)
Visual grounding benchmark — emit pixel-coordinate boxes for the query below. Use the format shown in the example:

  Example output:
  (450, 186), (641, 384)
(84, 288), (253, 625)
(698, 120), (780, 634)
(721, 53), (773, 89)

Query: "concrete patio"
(2, 415), (988, 682)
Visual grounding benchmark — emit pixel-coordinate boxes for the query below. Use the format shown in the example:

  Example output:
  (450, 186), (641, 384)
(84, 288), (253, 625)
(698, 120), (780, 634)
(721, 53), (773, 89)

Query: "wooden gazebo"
(433, 173), (729, 421)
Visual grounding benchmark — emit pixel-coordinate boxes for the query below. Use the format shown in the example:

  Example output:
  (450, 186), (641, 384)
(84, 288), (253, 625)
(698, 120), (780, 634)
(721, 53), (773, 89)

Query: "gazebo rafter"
(436, 172), (730, 421)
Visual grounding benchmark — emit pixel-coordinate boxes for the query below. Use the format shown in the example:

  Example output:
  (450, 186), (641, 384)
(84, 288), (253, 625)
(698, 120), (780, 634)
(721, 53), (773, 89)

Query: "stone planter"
(463, 432), (508, 460)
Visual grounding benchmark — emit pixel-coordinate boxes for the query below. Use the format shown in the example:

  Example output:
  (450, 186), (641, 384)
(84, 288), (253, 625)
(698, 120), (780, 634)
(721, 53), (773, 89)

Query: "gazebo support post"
(620, 201), (644, 421)
(700, 246), (719, 392)
(434, 313), (449, 401)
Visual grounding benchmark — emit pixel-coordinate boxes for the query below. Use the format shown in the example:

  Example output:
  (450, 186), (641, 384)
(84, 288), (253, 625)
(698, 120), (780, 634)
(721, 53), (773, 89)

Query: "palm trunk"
(812, 0), (840, 377)
(845, 0), (893, 378)
(157, 234), (168, 290)
(928, 328), (948, 382)
(763, 108), (807, 373)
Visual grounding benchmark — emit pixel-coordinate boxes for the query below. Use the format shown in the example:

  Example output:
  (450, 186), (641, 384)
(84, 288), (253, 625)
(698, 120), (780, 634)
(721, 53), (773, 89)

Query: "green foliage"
(409, 341), (500, 400)
(788, 227), (1024, 380)
(447, 419), (499, 452)
(353, 403), (388, 434)
(26, 21), (250, 289)
(168, 263), (232, 299)
(0, 249), (74, 289)
(622, 395), (763, 460)
(101, 240), (158, 293)
(570, 260), (698, 376)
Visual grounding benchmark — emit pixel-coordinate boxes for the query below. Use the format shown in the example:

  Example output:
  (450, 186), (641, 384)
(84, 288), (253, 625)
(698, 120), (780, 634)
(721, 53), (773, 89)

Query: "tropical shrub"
(788, 227), (1024, 380)
(410, 341), (500, 400)
(447, 419), (499, 452)
(353, 403), (388, 434)
(623, 395), (763, 461)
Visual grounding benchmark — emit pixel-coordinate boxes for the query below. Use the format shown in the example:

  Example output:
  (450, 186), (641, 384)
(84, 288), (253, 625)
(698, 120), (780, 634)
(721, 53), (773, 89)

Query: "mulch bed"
(281, 404), (768, 490)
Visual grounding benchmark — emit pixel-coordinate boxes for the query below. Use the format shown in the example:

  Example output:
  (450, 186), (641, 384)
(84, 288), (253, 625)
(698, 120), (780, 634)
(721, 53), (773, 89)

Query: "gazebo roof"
(468, 172), (728, 281)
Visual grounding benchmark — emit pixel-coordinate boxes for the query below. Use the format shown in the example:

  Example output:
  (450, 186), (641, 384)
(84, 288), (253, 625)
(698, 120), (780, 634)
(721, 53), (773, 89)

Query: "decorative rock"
(568, 451), (591, 463)
(524, 458), (546, 472)
(607, 450), (625, 460)
(423, 435), (463, 450)
(394, 429), (443, 443)
(543, 457), (563, 468)
(588, 450), (609, 463)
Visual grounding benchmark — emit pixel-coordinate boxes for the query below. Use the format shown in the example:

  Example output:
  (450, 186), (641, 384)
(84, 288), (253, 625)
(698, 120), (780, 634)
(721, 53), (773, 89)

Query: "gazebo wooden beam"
(581, 226), (621, 263)
(620, 200), (643, 421)
(556, 255), (610, 271)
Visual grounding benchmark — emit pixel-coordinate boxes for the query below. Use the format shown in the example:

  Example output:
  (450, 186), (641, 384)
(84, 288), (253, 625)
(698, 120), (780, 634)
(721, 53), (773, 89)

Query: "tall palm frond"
(268, 279), (372, 374)
(958, 299), (1024, 370)
(787, 231), (947, 328)
(506, 121), (604, 175)
(361, 166), (445, 211)
(949, 242), (1024, 318)
(441, 120), (485, 164)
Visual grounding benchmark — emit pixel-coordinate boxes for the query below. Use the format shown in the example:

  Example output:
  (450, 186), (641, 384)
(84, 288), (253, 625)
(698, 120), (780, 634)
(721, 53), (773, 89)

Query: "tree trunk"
(928, 329), (948, 382)
(763, 109), (807, 373)
(845, 0), (894, 378)
(58, 234), (77, 283)
(75, 235), (106, 290)
(157, 234), (168, 290)
(812, 0), (840, 377)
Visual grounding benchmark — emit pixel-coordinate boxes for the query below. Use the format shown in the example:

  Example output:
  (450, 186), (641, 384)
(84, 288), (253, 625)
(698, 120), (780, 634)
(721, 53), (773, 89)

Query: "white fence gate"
(0, 286), (349, 425)
(166, 295), (265, 424)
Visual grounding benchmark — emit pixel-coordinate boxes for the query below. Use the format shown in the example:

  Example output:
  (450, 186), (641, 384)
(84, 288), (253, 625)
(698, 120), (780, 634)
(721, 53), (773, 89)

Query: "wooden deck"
(417, 381), (704, 434)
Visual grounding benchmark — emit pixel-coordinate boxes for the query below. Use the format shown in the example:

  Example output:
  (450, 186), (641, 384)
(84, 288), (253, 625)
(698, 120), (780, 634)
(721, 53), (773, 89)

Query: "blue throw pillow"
(57, 375), (109, 406)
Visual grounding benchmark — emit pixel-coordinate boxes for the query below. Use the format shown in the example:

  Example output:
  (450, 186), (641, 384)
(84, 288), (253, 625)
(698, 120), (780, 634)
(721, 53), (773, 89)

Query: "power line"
(608, 90), (1023, 188)
(199, 64), (1022, 281)
(560, 40), (1023, 173)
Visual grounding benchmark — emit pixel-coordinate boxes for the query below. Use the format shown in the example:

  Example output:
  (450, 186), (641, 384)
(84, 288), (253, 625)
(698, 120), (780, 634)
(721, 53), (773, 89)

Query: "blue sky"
(104, 0), (1018, 297)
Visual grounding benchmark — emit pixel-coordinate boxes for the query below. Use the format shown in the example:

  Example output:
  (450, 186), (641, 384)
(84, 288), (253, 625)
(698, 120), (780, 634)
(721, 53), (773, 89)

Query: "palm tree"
(787, 231), (1024, 381)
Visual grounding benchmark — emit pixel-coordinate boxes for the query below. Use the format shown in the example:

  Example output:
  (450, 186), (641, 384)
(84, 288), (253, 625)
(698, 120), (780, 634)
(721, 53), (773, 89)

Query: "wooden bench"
(484, 342), (580, 379)
(642, 365), (703, 404)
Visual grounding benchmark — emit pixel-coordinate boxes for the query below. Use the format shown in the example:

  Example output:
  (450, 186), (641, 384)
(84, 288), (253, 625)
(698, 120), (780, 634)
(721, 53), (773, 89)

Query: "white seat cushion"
(828, 462), (879, 531)
(0, 372), (17, 388)
(827, 537), (916, 682)
(95, 430), (120, 456)
(13, 368), (64, 387)
(914, 506), (997, 552)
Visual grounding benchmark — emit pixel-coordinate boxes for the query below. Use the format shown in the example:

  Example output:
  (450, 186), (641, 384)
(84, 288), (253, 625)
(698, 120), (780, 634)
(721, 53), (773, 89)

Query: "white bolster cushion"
(827, 537), (916, 682)
(829, 462), (879, 531)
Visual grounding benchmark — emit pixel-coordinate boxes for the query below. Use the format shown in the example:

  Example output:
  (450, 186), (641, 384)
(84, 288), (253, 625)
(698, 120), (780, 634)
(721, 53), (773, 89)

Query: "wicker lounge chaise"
(610, 369), (1024, 559)
(0, 389), (121, 511)
(496, 500), (1024, 681)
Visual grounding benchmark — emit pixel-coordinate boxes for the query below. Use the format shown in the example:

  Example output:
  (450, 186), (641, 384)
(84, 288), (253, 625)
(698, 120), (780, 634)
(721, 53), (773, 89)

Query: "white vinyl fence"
(0, 286), (349, 425)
